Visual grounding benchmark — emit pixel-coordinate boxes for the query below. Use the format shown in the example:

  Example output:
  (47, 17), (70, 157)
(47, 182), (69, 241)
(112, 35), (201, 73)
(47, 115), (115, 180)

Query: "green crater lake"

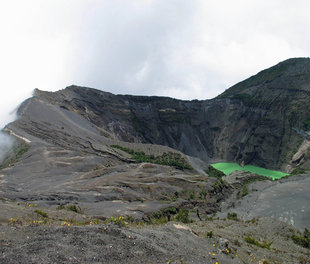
(211, 162), (289, 180)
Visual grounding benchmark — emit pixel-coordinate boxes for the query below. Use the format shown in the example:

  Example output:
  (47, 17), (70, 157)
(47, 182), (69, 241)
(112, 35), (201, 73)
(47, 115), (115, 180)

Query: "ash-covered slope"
(1, 58), (310, 216)
(1, 59), (310, 264)
(27, 57), (310, 171)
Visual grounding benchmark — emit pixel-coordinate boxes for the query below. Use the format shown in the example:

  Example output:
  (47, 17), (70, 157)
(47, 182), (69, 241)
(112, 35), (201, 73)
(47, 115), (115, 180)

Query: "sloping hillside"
(29, 58), (310, 170)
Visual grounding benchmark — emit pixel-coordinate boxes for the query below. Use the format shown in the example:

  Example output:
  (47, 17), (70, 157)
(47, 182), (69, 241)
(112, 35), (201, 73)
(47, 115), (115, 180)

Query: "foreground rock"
(0, 217), (309, 264)
(221, 172), (310, 230)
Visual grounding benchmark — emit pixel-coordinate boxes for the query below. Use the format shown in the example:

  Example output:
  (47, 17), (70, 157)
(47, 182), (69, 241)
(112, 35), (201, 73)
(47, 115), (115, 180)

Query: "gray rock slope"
(25, 57), (310, 171)
(0, 58), (310, 264)
(0, 58), (309, 224)
(1, 88), (230, 218)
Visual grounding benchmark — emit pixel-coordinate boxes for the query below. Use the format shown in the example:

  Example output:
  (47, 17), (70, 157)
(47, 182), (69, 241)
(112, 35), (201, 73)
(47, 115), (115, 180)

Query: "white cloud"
(0, 0), (309, 129)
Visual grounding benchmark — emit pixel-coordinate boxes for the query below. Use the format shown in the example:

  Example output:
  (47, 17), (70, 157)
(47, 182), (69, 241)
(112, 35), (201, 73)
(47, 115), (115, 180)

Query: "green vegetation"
(292, 228), (310, 249)
(161, 189), (208, 203)
(105, 216), (127, 227)
(291, 166), (309, 175)
(230, 93), (260, 106)
(148, 207), (190, 224)
(244, 235), (273, 249)
(0, 144), (29, 170)
(211, 179), (225, 192)
(211, 162), (289, 180)
(188, 192), (195, 200)
(34, 210), (48, 218)
(206, 231), (213, 238)
(227, 212), (238, 220)
(242, 185), (249, 197)
(205, 165), (225, 179)
(199, 189), (208, 199)
(111, 145), (193, 170)
(56, 204), (65, 210)
(66, 205), (81, 213)
(8, 217), (23, 226)
(150, 207), (177, 224)
(57, 204), (82, 213)
(57, 218), (101, 227)
(174, 208), (190, 223)
(218, 59), (303, 98)
(303, 115), (310, 129)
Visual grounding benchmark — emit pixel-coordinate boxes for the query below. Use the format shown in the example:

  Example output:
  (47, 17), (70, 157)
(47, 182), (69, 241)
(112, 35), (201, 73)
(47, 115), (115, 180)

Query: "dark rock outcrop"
(24, 58), (310, 170)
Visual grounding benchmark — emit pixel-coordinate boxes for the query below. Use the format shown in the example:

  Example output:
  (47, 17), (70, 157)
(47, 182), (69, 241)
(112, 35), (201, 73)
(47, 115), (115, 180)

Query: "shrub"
(227, 212), (238, 220)
(150, 207), (177, 224)
(292, 228), (310, 249)
(291, 167), (308, 175)
(199, 190), (207, 199)
(206, 231), (213, 238)
(242, 185), (249, 197)
(111, 145), (193, 170)
(0, 144), (29, 170)
(205, 165), (225, 179)
(34, 210), (48, 218)
(8, 217), (23, 226)
(174, 208), (190, 223)
(106, 216), (127, 227)
(57, 204), (65, 210)
(149, 207), (190, 224)
(66, 205), (81, 213)
(189, 192), (195, 200)
(244, 235), (272, 249)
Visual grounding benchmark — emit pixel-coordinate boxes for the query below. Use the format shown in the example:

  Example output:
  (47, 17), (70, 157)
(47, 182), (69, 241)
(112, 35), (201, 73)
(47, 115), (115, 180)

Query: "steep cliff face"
(1, 58), (310, 240)
(29, 58), (310, 170)
(218, 58), (310, 170)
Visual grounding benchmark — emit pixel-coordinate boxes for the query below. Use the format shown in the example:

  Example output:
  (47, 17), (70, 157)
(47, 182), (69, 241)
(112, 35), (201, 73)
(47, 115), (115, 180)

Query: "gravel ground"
(1, 217), (309, 264)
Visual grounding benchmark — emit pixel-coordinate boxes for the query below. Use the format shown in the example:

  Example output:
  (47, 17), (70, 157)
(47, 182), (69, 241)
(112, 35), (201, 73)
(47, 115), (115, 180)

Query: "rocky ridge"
(29, 58), (310, 171)
(0, 58), (310, 263)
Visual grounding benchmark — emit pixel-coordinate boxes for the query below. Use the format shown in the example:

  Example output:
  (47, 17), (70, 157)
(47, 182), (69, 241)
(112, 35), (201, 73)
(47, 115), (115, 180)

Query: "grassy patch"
(217, 59), (304, 99)
(211, 162), (289, 180)
(292, 228), (310, 249)
(148, 207), (190, 224)
(199, 189), (208, 200)
(34, 210), (48, 218)
(206, 231), (213, 238)
(174, 208), (190, 223)
(291, 166), (309, 175)
(58, 204), (82, 214)
(205, 165), (225, 179)
(105, 216), (127, 227)
(227, 212), (238, 221)
(0, 144), (29, 170)
(66, 205), (81, 213)
(244, 235), (273, 249)
(56, 204), (65, 210)
(242, 185), (249, 197)
(111, 145), (193, 170)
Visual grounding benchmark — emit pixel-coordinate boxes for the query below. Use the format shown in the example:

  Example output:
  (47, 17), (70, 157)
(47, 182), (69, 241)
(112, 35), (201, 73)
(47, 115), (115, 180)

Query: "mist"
(0, 132), (14, 163)
(0, 0), (310, 162)
(0, 90), (32, 165)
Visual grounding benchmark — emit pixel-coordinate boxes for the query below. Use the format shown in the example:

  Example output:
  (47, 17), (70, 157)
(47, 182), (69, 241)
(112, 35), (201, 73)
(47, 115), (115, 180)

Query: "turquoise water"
(211, 162), (289, 180)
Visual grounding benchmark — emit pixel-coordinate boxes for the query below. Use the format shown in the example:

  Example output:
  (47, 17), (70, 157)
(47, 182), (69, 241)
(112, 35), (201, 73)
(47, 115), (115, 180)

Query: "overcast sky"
(0, 0), (309, 128)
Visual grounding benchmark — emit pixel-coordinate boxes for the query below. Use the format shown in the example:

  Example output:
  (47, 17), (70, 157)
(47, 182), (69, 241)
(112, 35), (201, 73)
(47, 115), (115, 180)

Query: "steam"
(0, 91), (31, 165)
(0, 132), (14, 163)
(0, 109), (16, 165)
